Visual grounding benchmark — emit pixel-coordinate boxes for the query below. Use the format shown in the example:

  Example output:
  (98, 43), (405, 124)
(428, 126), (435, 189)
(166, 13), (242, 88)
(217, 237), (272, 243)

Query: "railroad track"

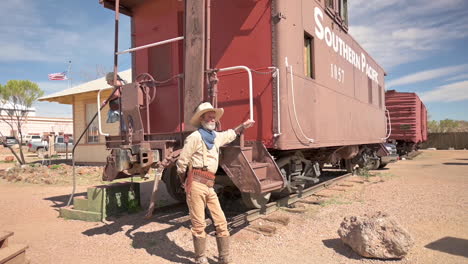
(226, 172), (354, 230)
(149, 172), (354, 233)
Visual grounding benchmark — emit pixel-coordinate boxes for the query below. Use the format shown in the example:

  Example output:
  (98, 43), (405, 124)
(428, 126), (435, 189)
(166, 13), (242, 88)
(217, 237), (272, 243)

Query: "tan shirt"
(176, 129), (237, 175)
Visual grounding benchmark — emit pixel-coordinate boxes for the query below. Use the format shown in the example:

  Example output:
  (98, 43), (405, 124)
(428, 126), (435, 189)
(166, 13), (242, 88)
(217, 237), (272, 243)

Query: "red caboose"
(385, 90), (428, 155)
(98, 0), (389, 208)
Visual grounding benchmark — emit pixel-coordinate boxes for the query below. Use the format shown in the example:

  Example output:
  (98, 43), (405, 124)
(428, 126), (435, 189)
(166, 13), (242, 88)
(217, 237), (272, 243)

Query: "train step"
(250, 162), (268, 181)
(241, 147), (253, 162)
(259, 179), (284, 192)
(0, 232), (13, 249)
(0, 231), (29, 264)
(0, 244), (28, 264)
(221, 141), (285, 194)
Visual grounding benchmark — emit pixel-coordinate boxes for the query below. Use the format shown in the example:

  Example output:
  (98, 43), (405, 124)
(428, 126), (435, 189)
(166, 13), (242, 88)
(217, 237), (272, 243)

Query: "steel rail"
(227, 172), (353, 228)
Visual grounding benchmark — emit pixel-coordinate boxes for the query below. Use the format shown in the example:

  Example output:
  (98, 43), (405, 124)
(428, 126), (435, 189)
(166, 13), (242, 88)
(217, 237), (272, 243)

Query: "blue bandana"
(198, 127), (216, 150)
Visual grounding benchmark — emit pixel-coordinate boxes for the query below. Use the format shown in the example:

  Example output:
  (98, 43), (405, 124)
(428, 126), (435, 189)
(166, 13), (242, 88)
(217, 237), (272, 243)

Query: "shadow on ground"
(425, 237), (468, 258)
(322, 238), (362, 260)
(442, 162), (468, 166)
(44, 192), (87, 210)
(80, 202), (245, 264)
(82, 205), (197, 263)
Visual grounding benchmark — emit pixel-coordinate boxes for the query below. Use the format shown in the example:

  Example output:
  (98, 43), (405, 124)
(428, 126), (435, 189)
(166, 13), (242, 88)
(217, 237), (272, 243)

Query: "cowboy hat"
(190, 102), (224, 127)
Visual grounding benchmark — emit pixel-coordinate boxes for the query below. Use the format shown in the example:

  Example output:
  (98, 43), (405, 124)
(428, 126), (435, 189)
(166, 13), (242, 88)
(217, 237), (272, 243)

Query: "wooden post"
(183, 0), (206, 131)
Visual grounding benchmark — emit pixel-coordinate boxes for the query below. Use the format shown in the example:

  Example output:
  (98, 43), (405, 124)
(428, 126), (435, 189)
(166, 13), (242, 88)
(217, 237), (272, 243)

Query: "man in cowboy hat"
(177, 102), (254, 264)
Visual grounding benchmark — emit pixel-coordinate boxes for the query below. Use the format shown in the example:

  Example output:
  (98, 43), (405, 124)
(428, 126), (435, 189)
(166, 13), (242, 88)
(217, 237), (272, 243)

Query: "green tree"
(428, 119), (462, 133)
(439, 119), (459, 132)
(0, 80), (44, 164)
(428, 120), (441, 133)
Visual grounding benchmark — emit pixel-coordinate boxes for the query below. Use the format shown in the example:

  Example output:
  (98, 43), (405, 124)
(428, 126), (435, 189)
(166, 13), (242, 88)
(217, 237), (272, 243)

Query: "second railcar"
(385, 90), (428, 155)
(99, 0), (389, 208)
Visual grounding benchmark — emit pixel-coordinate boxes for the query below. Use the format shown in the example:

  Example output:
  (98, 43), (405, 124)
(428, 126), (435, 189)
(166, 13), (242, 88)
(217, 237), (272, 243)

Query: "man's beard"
(202, 121), (216, 131)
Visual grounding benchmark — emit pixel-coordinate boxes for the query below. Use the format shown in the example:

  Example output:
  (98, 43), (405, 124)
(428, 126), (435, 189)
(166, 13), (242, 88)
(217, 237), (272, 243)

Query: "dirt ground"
(0, 150), (467, 264)
(0, 146), (107, 186)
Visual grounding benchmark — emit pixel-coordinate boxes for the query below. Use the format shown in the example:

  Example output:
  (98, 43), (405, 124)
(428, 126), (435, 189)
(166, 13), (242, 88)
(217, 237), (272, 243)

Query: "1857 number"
(331, 63), (344, 83)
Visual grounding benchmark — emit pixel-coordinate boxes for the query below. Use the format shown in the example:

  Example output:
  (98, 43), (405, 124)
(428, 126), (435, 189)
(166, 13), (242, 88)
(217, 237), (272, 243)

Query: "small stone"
(4, 156), (14, 162)
(338, 211), (414, 259)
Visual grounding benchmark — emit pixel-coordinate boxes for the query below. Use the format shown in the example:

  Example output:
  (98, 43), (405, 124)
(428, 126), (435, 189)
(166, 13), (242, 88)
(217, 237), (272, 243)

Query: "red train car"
(385, 90), (428, 155)
(99, 0), (389, 208)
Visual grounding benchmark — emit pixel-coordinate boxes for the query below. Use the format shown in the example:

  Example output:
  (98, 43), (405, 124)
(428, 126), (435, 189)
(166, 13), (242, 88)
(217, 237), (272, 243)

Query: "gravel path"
(0, 150), (467, 264)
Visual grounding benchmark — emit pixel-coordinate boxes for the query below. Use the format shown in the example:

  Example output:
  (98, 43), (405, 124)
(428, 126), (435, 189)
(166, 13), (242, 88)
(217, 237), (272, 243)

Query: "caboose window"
(368, 78), (373, 104)
(378, 85), (383, 109)
(85, 103), (99, 144)
(339, 0), (348, 26)
(304, 34), (315, 79)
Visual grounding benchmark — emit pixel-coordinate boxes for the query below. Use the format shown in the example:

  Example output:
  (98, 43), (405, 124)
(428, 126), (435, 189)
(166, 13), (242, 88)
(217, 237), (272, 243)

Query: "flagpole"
(67, 60), (72, 89)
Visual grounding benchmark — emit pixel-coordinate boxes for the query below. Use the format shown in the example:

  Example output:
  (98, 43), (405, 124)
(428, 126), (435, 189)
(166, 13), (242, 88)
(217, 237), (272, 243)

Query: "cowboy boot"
(193, 236), (208, 264)
(216, 236), (232, 264)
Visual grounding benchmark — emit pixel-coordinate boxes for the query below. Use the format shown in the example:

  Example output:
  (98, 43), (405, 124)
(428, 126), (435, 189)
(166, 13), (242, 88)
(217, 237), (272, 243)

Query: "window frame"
(303, 33), (316, 79)
(85, 102), (100, 144)
(325, 0), (348, 31)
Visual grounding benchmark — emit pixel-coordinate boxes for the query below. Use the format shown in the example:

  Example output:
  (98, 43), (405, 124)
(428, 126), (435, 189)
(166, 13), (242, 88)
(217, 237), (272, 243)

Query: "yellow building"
(39, 69), (131, 165)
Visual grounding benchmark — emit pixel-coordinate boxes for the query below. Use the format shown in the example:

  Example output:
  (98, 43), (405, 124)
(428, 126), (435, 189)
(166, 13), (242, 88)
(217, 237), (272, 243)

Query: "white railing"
(97, 88), (110, 136)
(116, 36), (184, 55)
(218, 66), (254, 122)
(383, 109), (392, 140)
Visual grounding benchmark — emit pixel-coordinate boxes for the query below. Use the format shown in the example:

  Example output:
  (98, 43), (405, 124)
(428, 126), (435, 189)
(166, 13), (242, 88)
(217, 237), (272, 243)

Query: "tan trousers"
(187, 181), (230, 238)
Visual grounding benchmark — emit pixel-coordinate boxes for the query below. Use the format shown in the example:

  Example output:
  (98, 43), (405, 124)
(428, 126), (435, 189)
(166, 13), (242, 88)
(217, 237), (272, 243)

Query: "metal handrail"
(383, 109), (392, 140)
(97, 88), (110, 136)
(218, 66), (254, 121)
(116, 36), (184, 55)
(66, 86), (120, 207)
(268, 66), (281, 137)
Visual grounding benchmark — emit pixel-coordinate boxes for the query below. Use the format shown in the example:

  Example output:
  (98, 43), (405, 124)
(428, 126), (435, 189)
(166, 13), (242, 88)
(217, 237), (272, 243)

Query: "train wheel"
(364, 158), (380, 170)
(241, 192), (271, 209)
(161, 166), (186, 203)
(378, 162), (388, 169)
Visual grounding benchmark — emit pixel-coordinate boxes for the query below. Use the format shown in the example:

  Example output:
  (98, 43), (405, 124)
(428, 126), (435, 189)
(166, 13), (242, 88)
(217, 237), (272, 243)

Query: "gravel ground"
(0, 150), (467, 264)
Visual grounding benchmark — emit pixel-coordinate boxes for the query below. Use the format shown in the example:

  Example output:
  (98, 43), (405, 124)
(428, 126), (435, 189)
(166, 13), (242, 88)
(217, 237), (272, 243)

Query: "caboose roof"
(99, 0), (145, 16)
(39, 69), (132, 105)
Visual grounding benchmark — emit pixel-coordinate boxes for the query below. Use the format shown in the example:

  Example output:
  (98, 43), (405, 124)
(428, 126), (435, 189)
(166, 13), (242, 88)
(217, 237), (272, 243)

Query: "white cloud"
(420, 80), (468, 102)
(386, 64), (468, 88)
(349, 0), (468, 69)
(35, 81), (69, 95)
(33, 101), (72, 118)
(446, 73), (468, 82)
(0, 0), (130, 63)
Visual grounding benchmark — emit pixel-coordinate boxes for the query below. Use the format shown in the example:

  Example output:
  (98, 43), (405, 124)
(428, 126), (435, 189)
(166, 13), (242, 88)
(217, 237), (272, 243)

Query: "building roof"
(39, 69), (132, 105)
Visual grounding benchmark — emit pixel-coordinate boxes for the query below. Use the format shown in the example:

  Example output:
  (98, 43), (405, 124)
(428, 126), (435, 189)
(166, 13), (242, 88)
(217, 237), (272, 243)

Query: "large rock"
(338, 211), (414, 259)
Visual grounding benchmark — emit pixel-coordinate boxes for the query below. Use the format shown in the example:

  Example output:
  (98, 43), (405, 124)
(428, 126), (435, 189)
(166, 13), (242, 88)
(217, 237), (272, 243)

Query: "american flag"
(48, 71), (68, 81)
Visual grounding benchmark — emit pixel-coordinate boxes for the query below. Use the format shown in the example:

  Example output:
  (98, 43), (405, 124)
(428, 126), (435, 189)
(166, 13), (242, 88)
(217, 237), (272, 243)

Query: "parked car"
(28, 136), (74, 156)
(379, 143), (398, 169)
(23, 135), (42, 145)
(4, 136), (19, 147)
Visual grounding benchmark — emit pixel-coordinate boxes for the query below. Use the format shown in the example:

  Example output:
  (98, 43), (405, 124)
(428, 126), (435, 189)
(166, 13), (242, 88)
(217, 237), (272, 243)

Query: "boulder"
(338, 211), (414, 259)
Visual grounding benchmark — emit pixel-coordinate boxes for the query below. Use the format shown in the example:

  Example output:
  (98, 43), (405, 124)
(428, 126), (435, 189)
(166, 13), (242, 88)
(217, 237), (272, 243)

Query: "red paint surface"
(131, 0), (273, 143)
(210, 0), (274, 145)
(386, 90), (428, 144)
(133, 1), (184, 134)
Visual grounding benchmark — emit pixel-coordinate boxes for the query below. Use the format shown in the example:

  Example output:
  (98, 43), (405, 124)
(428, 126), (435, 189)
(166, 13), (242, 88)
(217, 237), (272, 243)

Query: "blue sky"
(0, 0), (467, 121)
(349, 0), (468, 121)
(0, 0), (131, 117)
